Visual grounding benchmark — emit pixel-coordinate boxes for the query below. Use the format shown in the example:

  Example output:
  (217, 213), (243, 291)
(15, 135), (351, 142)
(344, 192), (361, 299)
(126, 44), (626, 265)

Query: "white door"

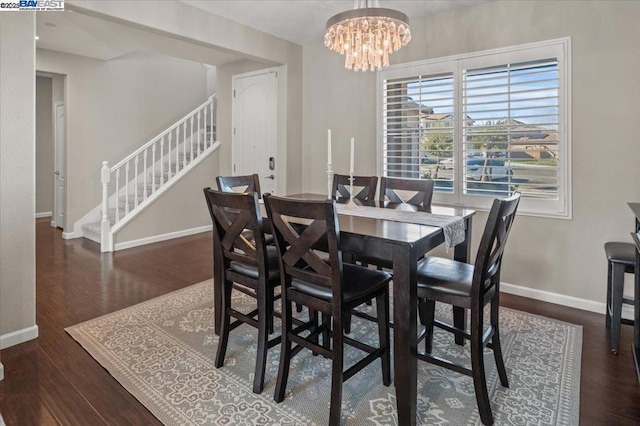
(53, 102), (65, 229)
(232, 69), (278, 194)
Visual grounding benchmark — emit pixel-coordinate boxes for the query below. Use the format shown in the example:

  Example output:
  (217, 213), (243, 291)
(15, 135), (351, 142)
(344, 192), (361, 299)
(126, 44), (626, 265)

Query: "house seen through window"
(379, 38), (571, 217)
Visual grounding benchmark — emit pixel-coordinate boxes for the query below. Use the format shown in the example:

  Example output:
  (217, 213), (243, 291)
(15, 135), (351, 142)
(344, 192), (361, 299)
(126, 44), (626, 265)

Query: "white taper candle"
(327, 129), (332, 164)
(350, 137), (355, 174)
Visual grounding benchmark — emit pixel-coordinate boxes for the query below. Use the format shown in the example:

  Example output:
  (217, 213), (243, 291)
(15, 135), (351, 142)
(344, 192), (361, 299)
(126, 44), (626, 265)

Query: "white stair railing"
(100, 94), (218, 251)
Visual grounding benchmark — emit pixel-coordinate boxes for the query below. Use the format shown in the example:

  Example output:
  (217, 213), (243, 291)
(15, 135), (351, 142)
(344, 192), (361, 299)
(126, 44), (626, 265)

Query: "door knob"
(265, 175), (275, 180)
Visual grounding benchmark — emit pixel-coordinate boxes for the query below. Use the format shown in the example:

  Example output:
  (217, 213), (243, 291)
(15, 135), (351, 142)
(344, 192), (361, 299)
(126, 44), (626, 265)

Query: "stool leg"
(610, 263), (625, 354)
(606, 261), (612, 329)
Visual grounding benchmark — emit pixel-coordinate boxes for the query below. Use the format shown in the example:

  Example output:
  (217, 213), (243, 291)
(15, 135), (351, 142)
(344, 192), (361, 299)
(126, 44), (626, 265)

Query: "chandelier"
(324, 0), (411, 72)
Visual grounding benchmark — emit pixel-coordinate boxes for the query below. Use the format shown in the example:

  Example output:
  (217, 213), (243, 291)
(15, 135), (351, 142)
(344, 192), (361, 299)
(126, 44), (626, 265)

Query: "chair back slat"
(216, 174), (262, 197)
(473, 192), (521, 296)
(379, 177), (434, 210)
(204, 188), (267, 271)
(332, 174), (378, 201)
(265, 195), (341, 291)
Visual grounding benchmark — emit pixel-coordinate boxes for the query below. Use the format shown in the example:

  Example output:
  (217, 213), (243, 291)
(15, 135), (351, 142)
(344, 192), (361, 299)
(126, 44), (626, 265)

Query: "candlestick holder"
(345, 173), (358, 210)
(327, 163), (333, 200)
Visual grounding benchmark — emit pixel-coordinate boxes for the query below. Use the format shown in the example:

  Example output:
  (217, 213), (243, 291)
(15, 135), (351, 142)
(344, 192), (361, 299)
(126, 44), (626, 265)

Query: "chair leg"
(215, 280), (232, 368)
(321, 313), (331, 351)
(268, 287), (275, 335)
(418, 299), (436, 354)
(329, 314), (344, 426)
(344, 311), (352, 334)
(309, 309), (319, 353)
(610, 263), (625, 354)
(453, 306), (466, 346)
(470, 307), (493, 426)
(376, 291), (391, 386)
(274, 293), (293, 403)
(253, 286), (269, 394)
(606, 261), (612, 329)
(490, 297), (509, 388)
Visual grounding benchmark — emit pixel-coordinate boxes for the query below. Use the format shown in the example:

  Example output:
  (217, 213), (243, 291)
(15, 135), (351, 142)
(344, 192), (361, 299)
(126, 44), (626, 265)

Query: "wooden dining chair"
(216, 174), (262, 197)
(343, 176), (436, 333)
(415, 192), (521, 425)
(378, 176), (434, 210)
(203, 188), (280, 394)
(331, 174), (378, 201)
(264, 194), (391, 426)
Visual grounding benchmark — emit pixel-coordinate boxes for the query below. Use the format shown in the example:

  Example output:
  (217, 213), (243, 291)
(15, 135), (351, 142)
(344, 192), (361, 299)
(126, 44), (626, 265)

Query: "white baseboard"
(501, 282), (604, 313)
(35, 211), (52, 218)
(0, 325), (38, 350)
(62, 231), (81, 239)
(501, 281), (636, 319)
(114, 225), (212, 251)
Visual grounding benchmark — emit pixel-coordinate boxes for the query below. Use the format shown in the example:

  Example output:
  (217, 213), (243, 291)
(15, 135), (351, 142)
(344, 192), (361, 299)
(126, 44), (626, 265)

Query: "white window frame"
(377, 38), (572, 219)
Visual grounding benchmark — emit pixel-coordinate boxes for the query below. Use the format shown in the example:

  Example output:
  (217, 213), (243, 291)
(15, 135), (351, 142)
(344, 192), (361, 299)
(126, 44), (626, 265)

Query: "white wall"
(302, 0), (640, 307)
(36, 49), (209, 231)
(0, 13), (37, 352)
(36, 76), (54, 215)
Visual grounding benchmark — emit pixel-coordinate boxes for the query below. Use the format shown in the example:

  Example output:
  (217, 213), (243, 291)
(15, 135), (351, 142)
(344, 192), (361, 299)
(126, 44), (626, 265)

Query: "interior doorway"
(35, 73), (66, 230)
(53, 101), (65, 229)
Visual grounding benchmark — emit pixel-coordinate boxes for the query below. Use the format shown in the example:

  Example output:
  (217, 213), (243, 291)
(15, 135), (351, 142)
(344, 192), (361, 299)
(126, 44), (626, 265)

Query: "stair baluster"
(125, 162), (130, 215)
(143, 149), (148, 201)
(197, 111), (201, 156)
(134, 156), (139, 209)
(115, 168), (120, 222)
(152, 144), (157, 193)
(190, 116), (194, 159)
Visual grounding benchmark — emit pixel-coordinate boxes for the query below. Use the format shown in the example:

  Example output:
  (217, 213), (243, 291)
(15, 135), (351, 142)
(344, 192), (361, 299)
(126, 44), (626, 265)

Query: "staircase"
(81, 95), (220, 252)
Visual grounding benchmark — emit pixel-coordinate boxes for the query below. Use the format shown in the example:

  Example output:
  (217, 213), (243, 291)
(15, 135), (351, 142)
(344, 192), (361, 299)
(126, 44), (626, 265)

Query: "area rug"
(66, 280), (582, 425)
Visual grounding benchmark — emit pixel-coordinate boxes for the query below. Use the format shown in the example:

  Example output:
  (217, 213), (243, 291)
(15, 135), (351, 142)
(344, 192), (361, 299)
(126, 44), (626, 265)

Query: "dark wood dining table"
(626, 202), (640, 382)
(213, 193), (475, 425)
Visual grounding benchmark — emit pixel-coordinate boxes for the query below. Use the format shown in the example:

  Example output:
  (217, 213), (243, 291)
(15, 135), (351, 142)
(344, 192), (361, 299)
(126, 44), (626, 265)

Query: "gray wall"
(302, 0), (640, 306)
(0, 13), (37, 346)
(36, 76), (54, 215)
(36, 49), (209, 231)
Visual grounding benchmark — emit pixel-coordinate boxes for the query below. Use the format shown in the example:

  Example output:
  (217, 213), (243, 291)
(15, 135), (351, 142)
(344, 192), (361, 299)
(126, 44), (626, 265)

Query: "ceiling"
(36, 1), (486, 64)
(180, 0), (486, 46)
(36, 10), (244, 64)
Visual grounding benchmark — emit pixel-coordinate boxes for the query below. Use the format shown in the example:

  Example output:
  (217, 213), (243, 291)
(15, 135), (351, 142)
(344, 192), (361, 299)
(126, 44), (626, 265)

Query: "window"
(378, 38), (571, 218)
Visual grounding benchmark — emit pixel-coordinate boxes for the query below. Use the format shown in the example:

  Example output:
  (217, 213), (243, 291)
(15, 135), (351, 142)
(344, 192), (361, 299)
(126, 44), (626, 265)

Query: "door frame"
(52, 100), (65, 229)
(231, 66), (286, 194)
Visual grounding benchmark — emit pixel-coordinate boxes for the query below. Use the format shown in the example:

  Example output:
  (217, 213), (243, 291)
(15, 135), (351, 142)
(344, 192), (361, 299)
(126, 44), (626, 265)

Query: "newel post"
(101, 161), (112, 252)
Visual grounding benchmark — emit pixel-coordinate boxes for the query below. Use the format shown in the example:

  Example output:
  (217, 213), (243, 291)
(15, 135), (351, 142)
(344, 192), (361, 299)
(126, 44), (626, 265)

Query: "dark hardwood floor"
(0, 218), (639, 424)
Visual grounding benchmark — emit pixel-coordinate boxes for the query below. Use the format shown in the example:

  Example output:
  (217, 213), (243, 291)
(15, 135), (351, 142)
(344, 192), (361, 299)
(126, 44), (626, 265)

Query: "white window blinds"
(379, 38), (571, 218)
(382, 72), (455, 193)
(462, 58), (560, 200)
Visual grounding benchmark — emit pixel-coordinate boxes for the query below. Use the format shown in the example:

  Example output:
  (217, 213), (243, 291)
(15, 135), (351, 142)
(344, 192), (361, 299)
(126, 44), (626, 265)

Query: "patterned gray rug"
(66, 280), (581, 425)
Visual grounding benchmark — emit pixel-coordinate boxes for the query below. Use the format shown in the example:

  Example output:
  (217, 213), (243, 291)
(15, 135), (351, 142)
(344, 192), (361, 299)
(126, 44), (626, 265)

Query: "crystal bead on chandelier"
(324, 0), (411, 72)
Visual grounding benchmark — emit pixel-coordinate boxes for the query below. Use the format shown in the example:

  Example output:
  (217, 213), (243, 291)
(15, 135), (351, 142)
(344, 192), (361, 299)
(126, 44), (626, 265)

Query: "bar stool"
(605, 241), (636, 354)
